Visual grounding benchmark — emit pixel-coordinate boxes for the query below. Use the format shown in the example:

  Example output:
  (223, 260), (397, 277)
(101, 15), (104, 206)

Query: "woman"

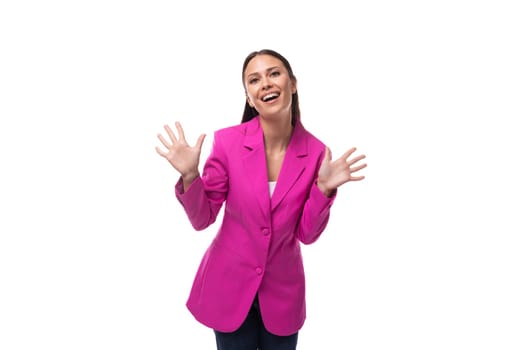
(155, 49), (367, 350)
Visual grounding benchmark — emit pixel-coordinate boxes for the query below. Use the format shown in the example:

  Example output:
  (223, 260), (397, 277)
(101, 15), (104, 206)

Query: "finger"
(324, 146), (332, 162)
(155, 146), (167, 158)
(195, 133), (206, 150)
(350, 175), (366, 181)
(340, 147), (357, 161)
(350, 163), (367, 173)
(157, 133), (171, 149)
(164, 124), (178, 143)
(175, 121), (188, 144)
(347, 154), (366, 166)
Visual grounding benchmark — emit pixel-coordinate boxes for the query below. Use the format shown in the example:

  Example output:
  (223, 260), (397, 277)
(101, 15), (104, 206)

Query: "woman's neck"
(260, 116), (293, 153)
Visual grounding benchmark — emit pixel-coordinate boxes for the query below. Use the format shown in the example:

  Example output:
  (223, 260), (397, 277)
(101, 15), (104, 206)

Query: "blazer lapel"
(271, 122), (308, 211)
(242, 118), (271, 220)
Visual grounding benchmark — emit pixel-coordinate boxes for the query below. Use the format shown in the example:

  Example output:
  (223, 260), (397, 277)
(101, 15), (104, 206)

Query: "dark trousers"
(214, 296), (298, 350)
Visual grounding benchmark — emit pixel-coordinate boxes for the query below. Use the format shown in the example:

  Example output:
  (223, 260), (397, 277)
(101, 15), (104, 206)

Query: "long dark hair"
(241, 49), (301, 125)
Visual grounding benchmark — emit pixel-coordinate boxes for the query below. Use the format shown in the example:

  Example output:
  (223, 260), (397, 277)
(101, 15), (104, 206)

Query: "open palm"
(317, 146), (367, 194)
(155, 121), (206, 178)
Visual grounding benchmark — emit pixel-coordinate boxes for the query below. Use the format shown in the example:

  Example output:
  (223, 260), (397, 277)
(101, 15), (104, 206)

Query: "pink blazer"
(175, 116), (336, 336)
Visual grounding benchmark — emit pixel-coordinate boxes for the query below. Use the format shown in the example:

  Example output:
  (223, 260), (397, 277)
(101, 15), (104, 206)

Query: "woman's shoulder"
(296, 121), (326, 151)
(214, 118), (259, 139)
(214, 123), (244, 136)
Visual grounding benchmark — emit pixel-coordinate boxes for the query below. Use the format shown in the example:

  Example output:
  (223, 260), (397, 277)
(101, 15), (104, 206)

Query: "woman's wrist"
(181, 171), (199, 189)
(317, 181), (334, 197)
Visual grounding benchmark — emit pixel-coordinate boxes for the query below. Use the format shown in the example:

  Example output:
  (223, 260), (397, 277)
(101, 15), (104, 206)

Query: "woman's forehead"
(245, 55), (284, 75)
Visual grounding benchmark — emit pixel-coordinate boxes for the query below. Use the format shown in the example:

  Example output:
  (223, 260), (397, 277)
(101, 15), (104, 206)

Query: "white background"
(1, 0), (524, 349)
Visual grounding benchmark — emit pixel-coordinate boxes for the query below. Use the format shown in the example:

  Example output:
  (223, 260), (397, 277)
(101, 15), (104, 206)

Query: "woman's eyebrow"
(246, 66), (280, 78)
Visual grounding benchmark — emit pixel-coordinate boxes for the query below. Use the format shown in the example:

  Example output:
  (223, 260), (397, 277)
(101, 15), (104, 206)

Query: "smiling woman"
(241, 49), (300, 128)
(155, 49), (367, 350)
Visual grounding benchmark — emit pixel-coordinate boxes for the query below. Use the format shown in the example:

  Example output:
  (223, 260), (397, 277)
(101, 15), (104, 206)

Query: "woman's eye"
(249, 78), (259, 84)
(270, 71), (280, 77)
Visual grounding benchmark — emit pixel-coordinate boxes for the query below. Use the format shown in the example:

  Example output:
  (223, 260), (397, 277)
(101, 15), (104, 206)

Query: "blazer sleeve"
(293, 143), (338, 244)
(174, 131), (229, 231)
(294, 181), (337, 244)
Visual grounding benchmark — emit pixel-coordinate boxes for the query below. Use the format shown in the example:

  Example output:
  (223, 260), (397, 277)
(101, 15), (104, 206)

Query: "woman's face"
(243, 54), (297, 120)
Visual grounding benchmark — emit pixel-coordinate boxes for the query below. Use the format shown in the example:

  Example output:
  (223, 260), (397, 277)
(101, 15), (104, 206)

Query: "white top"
(269, 181), (276, 197)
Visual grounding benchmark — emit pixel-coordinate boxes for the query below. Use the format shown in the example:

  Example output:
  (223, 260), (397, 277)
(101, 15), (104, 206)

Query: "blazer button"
(261, 228), (269, 236)
(255, 267), (263, 275)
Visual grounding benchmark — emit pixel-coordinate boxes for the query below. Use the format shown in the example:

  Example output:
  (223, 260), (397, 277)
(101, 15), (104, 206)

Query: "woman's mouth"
(262, 92), (279, 102)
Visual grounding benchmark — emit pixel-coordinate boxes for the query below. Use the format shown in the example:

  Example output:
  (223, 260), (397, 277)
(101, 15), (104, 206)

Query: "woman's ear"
(246, 95), (254, 108)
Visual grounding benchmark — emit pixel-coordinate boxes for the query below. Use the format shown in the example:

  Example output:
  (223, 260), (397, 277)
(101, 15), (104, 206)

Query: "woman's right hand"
(155, 121), (206, 184)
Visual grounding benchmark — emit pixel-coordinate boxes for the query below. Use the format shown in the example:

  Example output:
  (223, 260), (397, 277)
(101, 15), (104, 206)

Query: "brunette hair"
(241, 49), (301, 125)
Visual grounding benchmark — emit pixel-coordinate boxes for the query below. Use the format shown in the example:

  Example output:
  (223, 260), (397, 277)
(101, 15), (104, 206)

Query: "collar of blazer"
(241, 116), (309, 215)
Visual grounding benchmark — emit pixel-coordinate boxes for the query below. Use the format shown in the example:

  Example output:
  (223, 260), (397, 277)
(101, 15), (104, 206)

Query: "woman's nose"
(261, 77), (272, 89)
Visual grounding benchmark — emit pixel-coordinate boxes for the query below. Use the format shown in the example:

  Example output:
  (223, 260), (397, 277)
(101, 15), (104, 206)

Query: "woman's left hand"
(317, 146), (367, 196)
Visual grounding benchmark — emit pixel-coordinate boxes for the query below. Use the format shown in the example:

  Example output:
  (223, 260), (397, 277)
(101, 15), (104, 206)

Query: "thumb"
(323, 146), (332, 163)
(195, 133), (206, 151)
